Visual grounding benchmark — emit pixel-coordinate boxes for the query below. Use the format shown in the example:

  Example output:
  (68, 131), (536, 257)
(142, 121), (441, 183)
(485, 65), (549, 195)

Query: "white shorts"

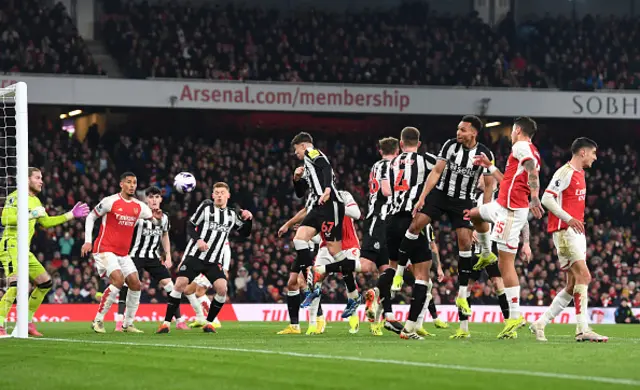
(315, 247), (360, 266)
(478, 201), (528, 254)
(93, 252), (138, 278)
(552, 229), (586, 270)
(194, 274), (212, 289)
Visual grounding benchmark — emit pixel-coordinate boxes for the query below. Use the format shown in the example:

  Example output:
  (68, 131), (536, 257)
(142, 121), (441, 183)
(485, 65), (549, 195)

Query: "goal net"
(0, 82), (29, 338)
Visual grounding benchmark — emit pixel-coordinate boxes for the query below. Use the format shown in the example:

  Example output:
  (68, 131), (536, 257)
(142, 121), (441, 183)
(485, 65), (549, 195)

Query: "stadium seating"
(100, 1), (640, 90)
(11, 122), (639, 309)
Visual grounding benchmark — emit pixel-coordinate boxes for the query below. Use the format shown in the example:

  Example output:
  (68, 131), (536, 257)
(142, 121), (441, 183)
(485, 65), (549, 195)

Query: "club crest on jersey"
(374, 242), (380, 250)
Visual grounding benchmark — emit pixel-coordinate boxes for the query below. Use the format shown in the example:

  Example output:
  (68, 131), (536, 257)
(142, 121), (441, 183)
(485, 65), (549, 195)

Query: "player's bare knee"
(195, 285), (207, 297)
(110, 273), (125, 289)
(33, 272), (51, 285)
(287, 278), (299, 291)
(173, 276), (189, 292)
(214, 280), (228, 297)
(126, 277), (141, 291)
(294, 226), (315, 242)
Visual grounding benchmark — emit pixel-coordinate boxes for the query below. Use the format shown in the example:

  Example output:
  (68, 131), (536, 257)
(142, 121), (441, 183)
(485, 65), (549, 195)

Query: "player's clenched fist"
(240, 209), (253, 220)
(196, 239), (209, 252)
(293, 166), (304, 181)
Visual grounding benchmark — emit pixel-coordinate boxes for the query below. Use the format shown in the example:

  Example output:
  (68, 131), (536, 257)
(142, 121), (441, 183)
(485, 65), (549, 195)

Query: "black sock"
(377, 268), (395, 316)
(325, 262), (341, 273)
(403, 272), (415, 286)
(287, 292), (301, 325)
(164, 295), (181, 323)
(174, 305), (182, 320)
(343, 273), (357, 294)
(498, 292), (509, 319)
(408, 282), (428, 322)
(398, 236), (415, 267)
(340, 259), (355, 274)
(296, 248), (313, 271)
(459, 300), (472, 321)
(317, 302), (323, 317)
(458, 254), (472, 287)
(118, 285), (128, 316)
(206, 298), (224, 322)
(428, 299), (438, 319)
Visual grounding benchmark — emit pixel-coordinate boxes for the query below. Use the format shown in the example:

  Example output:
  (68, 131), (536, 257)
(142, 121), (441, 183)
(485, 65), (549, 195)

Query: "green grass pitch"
(1, 322), (639, 390)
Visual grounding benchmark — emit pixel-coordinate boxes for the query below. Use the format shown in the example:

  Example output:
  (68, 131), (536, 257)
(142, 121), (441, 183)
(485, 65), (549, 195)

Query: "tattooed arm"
(524, 159), (544, 219)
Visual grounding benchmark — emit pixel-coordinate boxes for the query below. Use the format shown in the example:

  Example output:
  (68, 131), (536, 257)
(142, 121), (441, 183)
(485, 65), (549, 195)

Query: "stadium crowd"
(2, 117), (638, 310)
(0, 0), (105, 75)
(100, 1), (640, 90)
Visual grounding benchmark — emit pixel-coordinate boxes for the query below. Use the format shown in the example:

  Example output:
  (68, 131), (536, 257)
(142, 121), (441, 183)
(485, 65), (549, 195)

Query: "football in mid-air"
(174, 172), (196, 194)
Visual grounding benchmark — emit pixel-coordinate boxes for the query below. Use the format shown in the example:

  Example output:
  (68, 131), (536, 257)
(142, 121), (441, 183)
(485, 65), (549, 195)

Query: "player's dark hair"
(400, 127), (420, 147)
(28, 167), (41, 177)
(378, 137), (399, 156)
(461, 115), (483, 132)
(571, 137), (598, 155)
(145, 186), (162, 196)
(291, 132), (313, 146)
(120, 171), (136, 181)
(214, 182), (230, 191)
(514, 117), (538, 138)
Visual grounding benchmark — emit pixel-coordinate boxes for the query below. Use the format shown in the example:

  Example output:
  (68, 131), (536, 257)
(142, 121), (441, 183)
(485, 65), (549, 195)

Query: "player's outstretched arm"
(38, 202), (90, 228)
(278, 207), (308, 237)
(482, 175), (496, 204)
(235, 210), (253, 237)
(342, 192), (361, 220)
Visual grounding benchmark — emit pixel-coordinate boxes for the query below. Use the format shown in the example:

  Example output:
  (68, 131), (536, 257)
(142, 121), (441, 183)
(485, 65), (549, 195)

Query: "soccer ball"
(174, 172), (196, 194)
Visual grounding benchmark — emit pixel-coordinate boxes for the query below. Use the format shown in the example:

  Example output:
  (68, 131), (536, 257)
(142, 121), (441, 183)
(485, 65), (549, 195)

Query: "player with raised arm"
(156, 182), (252, 334)
(115, 186), (187, 331)
(289, 133), (356, 318)
(465, 117), (544, 339)
(530, 137), (608, 342)
(0, 167), (89, 336)
(82, 172), (153, 334)
(393, 116), (496, 324)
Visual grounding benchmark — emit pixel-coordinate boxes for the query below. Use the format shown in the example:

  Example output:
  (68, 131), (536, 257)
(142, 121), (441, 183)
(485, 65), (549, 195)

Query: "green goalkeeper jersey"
(1, 190), (71, 248)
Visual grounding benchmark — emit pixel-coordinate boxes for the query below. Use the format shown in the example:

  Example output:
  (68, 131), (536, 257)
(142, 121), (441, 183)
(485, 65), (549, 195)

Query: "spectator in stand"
(615, 298), (639, 324)
(58, 231), (74, 259)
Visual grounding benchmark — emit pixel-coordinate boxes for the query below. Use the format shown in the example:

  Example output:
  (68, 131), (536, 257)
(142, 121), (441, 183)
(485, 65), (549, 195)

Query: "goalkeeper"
(0, 167), (89, 336)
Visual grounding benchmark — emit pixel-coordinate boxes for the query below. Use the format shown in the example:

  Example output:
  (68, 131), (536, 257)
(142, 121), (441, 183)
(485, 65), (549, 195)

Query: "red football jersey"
(497, 141), (542, 209)
(92, 194), (153, 256)
(545, 163), (586, 233)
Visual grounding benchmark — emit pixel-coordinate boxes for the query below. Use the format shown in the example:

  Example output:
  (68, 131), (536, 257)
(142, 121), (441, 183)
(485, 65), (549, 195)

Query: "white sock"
(123, 289), (141, 327)
(396, 264), (406, 278)
(460, 320), (469, 332)
(163, 281), (174, 293)
(115, 313), (124, 322)
(476, 231), (491, 255)
(457, 286), (468, 299)
(309, 296), (321, 326)
(347, 289), (358, 300)
(404, 320), (416, 332)
(504, 286), (520, 319)
(186, 293), (205, 322)
(94, 284), (120, 322)
(573, 284), (589, 333)
(198, 294), (211, 314)
(316, 265), (327, 274)
(541, 289), (572, 325)
(355, 259), (362, 272)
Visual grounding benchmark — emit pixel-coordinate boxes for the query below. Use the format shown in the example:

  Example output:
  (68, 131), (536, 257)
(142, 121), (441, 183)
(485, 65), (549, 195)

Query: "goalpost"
(0, 82), (28, 338)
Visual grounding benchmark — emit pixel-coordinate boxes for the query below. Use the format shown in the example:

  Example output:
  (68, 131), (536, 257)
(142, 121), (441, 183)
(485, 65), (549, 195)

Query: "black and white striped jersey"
(183, 200), (252, 263)
(366, 158), (391, 220)
(129, 212), (170, 259)
(435, 139), (495, 201)
(294, 147), (343, 204)
(388, 152), (437, 215)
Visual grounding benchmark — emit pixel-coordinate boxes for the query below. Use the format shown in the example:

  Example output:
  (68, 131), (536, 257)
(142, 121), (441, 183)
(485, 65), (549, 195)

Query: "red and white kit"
(315, 192), (361, 265)
(479, 141), (541, 253)
(545, 163), (587, 269)
(88, 194), (153, 278)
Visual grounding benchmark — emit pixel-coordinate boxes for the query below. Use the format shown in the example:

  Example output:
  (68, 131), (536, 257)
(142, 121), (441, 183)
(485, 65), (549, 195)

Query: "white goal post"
(0, 82), (28, 338)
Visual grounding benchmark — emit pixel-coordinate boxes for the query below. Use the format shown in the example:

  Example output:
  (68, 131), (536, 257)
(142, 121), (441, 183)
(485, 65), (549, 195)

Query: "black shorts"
(421, 189), (474, 230)
(361, 216), (389, 268)
(178, 256), (227, 284)
(301, 200), (345, 241)
(132, 257), (171, 282)
(385, 212), (413, 261)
